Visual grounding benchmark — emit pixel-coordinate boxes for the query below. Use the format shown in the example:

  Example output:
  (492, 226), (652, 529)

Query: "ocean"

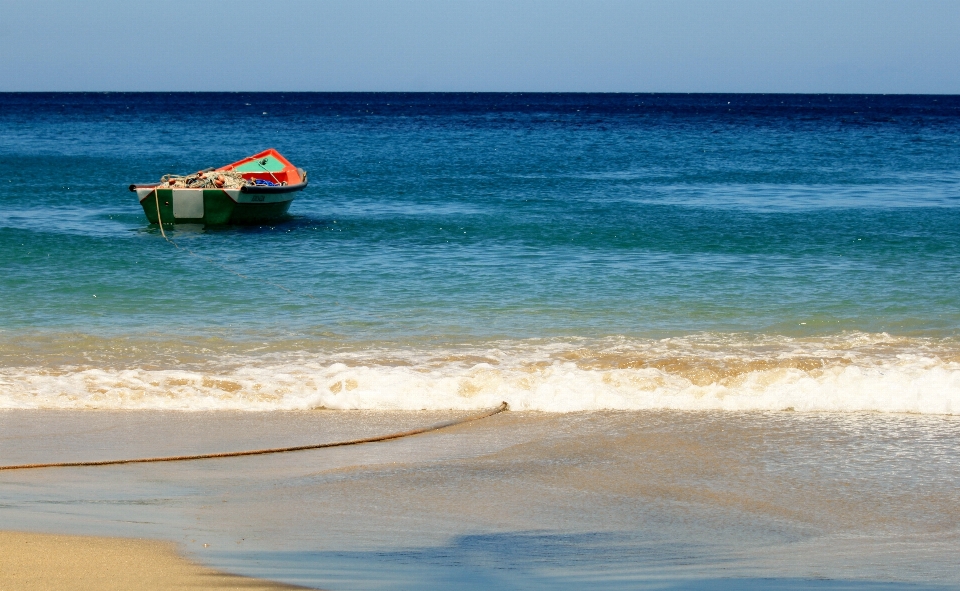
(2, 93), (960, 589)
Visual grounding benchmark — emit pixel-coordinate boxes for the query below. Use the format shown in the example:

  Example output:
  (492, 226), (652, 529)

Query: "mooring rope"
(151, 188), (312, 299)
(154, 188), (167, 239)
(0, 402), (508, 471)
(150, 206), (395, 322)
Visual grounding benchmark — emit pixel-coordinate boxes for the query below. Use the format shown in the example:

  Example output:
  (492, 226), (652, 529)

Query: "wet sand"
(2, 409), (959, 590)
(0, 530), (308, 591)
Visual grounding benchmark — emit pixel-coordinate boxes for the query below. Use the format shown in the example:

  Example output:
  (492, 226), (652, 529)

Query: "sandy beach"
(0, 530), (309, 591)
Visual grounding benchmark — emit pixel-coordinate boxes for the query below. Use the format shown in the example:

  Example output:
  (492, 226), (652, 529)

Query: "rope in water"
(152, 188), (312, 299)
(154, 188), (166, 239)
(151, 193), (393, 322)
(0, 402), (508, 471)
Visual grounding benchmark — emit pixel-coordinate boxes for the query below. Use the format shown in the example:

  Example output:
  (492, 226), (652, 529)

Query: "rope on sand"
(0, 402), (509, 472)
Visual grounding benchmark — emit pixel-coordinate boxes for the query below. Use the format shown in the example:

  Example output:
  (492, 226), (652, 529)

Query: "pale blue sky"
(1, 0), (959, 93)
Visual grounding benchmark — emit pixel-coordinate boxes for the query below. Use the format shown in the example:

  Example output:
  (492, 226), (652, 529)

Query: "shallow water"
(1, 410), (958, 589)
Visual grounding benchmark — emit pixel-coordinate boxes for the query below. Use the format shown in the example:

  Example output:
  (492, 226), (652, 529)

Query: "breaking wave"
(2, 332), (960, 414)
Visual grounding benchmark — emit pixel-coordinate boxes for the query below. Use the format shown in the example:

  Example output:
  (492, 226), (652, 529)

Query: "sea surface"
(3, 93), (960, 414)
(2, 93), (960, 589)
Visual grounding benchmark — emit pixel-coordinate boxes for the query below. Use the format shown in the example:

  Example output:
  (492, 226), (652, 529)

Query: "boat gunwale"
(128, 180), (308, 195)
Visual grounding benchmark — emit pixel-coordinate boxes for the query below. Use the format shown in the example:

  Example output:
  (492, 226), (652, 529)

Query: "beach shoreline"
(0, 530), (313, 591)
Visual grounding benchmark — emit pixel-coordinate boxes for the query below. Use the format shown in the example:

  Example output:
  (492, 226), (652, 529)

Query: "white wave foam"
(2, 334), (960, 414)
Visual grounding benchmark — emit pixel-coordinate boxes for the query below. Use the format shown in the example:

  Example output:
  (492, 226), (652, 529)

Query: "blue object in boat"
(252, 178), (278, 186)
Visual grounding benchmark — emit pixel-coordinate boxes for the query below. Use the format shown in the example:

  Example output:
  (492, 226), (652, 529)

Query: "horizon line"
(2, 91), (960, 96)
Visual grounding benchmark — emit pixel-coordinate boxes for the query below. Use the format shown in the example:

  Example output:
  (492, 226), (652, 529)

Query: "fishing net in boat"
(160, 170), (247, 189)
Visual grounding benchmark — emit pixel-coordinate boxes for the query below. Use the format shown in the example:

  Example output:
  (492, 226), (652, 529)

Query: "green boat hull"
(136, 188), (296, 226)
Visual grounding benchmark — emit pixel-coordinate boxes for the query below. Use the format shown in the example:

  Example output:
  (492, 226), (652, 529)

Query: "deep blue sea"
(2, 93), (960, 412)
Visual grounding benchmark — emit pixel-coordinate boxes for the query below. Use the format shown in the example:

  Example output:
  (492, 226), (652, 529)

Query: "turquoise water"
(2, 93), (960, 412)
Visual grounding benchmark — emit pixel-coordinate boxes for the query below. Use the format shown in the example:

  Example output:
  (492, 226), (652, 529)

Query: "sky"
(1, 0), (959, 93)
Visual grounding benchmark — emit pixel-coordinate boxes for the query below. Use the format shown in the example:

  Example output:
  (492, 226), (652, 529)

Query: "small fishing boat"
(129, 149), (307, 225)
